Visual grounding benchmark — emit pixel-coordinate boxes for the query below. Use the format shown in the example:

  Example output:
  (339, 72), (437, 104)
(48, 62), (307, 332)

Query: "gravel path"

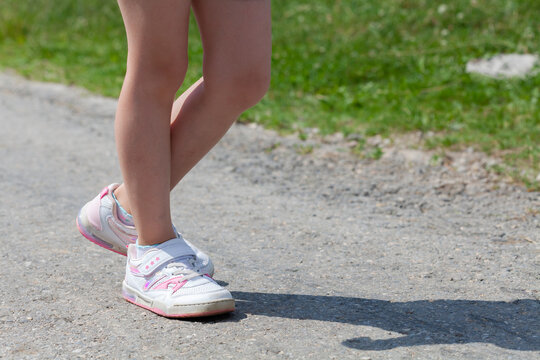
(0, 72), (539, 359)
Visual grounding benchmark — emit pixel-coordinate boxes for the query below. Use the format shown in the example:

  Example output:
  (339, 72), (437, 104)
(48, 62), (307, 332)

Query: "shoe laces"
(162, 256), (201, 281)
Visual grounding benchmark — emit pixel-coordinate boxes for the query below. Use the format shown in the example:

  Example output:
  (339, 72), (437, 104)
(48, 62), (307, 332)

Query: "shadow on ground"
(230, 291), (539, 351)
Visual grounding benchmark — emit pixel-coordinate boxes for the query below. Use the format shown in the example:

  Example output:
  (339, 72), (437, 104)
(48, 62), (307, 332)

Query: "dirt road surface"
(0, 73), (538, 359)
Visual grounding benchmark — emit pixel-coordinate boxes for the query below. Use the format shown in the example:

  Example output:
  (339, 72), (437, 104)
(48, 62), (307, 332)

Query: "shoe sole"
(122, 281), (235, 318)
(76, 210), (128, 256)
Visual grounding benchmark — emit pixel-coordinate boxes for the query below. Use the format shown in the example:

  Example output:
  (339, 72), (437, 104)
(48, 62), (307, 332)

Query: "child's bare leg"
(115, 0), (192, 245)
(115, 0), (271, 210)
(171, 0), (271, 186)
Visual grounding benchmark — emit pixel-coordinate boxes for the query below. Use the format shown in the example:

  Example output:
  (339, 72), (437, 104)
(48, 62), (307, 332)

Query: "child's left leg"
(122, 0), (271, 317)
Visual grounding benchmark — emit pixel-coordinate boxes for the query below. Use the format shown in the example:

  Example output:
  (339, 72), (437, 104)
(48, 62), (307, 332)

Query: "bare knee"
(127, 53), (188, 100)
(206, 66), (271, 111)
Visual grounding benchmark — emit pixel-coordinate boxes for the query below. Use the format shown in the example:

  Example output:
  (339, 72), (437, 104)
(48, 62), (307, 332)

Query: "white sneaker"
(76, 183), (214, 276)
(122, 237), (234, 318)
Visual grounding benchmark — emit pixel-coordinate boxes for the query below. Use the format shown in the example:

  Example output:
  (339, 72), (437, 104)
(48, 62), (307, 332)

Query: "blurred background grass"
(0, 0), (538, 188)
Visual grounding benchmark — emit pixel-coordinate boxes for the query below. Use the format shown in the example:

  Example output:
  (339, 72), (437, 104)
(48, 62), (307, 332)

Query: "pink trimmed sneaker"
(122, 237), (234, 318)
(76, 183), (214, 276)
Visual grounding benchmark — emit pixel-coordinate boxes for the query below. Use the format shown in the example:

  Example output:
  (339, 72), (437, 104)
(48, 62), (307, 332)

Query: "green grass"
(1, 0), (539, 188)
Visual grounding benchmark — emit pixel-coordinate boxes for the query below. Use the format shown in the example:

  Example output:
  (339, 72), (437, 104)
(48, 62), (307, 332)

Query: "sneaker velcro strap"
(139, 238), (196, 276)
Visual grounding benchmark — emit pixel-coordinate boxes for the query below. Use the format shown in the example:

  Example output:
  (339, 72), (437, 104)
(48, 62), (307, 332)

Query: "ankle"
(113, 184), (132, 214)
(137, 228), (177, 247)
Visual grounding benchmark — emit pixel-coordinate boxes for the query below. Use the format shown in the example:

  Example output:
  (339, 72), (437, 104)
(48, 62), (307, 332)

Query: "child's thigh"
(118, 0), (192, 77)
(192, 0), (272, 80)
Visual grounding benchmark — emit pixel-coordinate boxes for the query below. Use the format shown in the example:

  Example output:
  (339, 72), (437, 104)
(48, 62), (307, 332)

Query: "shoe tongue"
(157, 236), (195, 254)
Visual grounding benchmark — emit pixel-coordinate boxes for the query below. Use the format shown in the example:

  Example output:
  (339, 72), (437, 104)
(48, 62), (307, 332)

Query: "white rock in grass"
(438, 4), (448, 14)
(466, 54), (538, 78)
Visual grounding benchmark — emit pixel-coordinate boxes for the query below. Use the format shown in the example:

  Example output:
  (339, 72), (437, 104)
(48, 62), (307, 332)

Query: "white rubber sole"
(122, 281), (235, 318)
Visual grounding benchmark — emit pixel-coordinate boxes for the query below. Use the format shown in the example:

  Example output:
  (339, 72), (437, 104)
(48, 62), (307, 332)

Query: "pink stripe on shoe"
(99, 186), (109, 199)
(153, 277), (188, 293)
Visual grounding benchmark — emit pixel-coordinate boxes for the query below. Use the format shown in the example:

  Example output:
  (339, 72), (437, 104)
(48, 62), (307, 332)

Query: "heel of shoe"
(76, 211), (125, 255)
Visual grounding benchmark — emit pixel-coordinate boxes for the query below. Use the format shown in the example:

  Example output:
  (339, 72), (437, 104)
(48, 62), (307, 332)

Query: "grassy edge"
(2, 65), (538, 191)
